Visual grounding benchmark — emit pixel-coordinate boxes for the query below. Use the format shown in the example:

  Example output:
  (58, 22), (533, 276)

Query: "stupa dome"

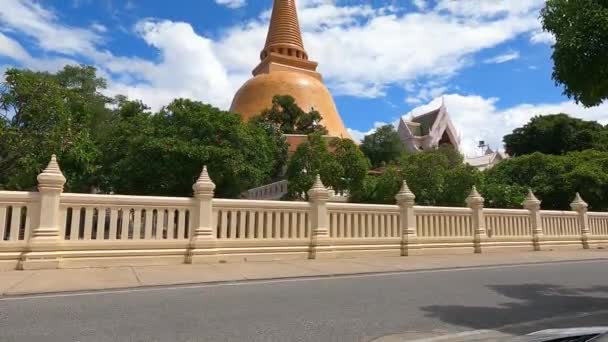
(231, 71), (350, 138)
(229, 0), (351, 139)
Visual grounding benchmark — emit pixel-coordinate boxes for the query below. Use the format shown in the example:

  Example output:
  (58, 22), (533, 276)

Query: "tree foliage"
(360, 124), (404, 168)
(251, 95), (328, 135)
(483, 150), (608, 210)
(0, 66), (109, 191)
(98, 99), (286, 198)
(504, 114), (608, 156)
(0, 66), (287, 198)
(541, 0), (608, 107)
(353, 145), (480, 206)
(285, 134), (368, 199)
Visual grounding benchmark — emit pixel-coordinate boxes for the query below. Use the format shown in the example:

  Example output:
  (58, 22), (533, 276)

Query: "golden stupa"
(230, 0), (351, 139)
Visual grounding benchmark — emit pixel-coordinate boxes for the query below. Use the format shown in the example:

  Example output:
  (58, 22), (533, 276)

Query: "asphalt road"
(1, 259), (608, 342)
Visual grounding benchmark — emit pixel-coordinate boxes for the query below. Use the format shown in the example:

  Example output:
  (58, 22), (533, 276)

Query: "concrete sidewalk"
(1, 249), (607, 297)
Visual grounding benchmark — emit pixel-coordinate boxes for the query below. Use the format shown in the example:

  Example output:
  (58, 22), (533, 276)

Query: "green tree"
(330, 138), (369, 194)
(0, 66), (109, 192)
(285, 133), (340, 198)
(541, 0), (608, 107)
(360, 124), (404, 168)
(99, 99), (283, 198)
(399, 146), (480, 206)
(251, 95), (328, 135)
(503, 114), (607, 156)
(482, 150), (608, 210)
(350, 166), (401, 204)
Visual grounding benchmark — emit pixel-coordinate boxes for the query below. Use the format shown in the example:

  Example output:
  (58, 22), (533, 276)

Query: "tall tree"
(330, 138), (369, 194)
(0, 66), (110, 191)
(99, 99), (285, 198)
(360, 124), (404, 168)
(285, 133), (340, 198)
(503, 114), (607, 156)
(251, 95), (328, 135)
(541, 0), (608, 107)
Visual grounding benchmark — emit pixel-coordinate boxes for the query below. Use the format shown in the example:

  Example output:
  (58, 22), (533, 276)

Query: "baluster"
(238, 210), (246, 239)
(166, 209), (175, 239)
(133, 209), (142, 240)
(0, 206), (6, 240)
(144, 209), (153, 240)
(83, 207), (94, 240)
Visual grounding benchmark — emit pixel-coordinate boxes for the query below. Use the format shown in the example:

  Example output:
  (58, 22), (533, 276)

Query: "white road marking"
(0, 258), (605, 301)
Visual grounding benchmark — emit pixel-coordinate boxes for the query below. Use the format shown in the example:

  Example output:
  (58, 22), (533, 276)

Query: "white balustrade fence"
(59, 194), (194, 241)
(541, 211), (580, 236)
(214, 200), (310, 240)
(415, 207), (472, 237)
(484, 209), (530, 237)
(589, 213), (608, 236)
(0, 191), (38, 243)
(327, 203), (400, 239)
(1, 156), (606, 271)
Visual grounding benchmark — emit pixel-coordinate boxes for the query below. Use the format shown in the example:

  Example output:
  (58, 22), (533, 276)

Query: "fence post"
(570, 193), (590, 249)
(395, 181), (417, 256)
(466, 186), (486, 254)
(20, 155), (66, 270)
(523, 189), (543, 251)
(308, 175), (333, 259)
(188, 166), (218, 263)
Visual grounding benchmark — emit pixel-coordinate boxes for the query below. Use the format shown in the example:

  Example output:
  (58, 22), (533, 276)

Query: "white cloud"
(413, 0), (427, 11)
(530, 29), (555, 45)
(90, 22), (107, 33)
(215, 0), (246, 9)
(483, 50), (520, 64)
(435, 0), (544, 18)
(348, 121), (390, 143)
(106, 20), (234, 110)
(406, 86), (447, 105)
(0, 0), (101, 55)
(0, 32), (30, 61)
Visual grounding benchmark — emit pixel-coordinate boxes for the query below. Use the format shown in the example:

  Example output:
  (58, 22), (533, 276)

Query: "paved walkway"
(1, 249), (607, 296)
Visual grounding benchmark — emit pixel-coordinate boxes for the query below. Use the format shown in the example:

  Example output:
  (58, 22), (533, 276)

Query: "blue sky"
(1, 0), (607, 156)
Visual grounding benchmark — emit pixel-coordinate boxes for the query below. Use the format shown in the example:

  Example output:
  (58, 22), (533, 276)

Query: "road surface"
(1, 259), (608, 341)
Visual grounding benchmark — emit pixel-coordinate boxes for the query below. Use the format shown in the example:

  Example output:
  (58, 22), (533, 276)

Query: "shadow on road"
(421, 284), (608, 335)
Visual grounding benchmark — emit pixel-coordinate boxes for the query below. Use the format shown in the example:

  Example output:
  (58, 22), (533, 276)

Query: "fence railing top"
(483, 208), (530, 215)
(213, 198), (311, 209)
(414, 206), (472, 214)
(540, 210), (578, 216)
(0, 191), (40, 203)
(588, 211), (608, 217)
(327, 202), (398, 212)
(60, 193), (194, 207)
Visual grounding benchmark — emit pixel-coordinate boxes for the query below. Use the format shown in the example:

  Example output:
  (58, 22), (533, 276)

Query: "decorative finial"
(307, 174), (329, 201)
(395, 180), (415, 204)
(523, 188), (541, 210)
(37, 154), (66, 190)
(197, 166), (212, 183)
(570, 192), (588, 211)
(525, 189), (539, 202)
(193, 165), (216, 196)
(311, 174), (326, 190)
(469, 185), (481, 198)
(466, 185), (484, 208)
(43, 154), (62, 174)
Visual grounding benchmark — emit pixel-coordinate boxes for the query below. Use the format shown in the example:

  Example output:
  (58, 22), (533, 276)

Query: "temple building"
(397, 102), (461, 152)
(465, 148), (508, 171)
(230, 0), (351, 139)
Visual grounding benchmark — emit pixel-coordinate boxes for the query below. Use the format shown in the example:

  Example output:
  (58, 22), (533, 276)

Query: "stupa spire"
(260, 0), (308, 61)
